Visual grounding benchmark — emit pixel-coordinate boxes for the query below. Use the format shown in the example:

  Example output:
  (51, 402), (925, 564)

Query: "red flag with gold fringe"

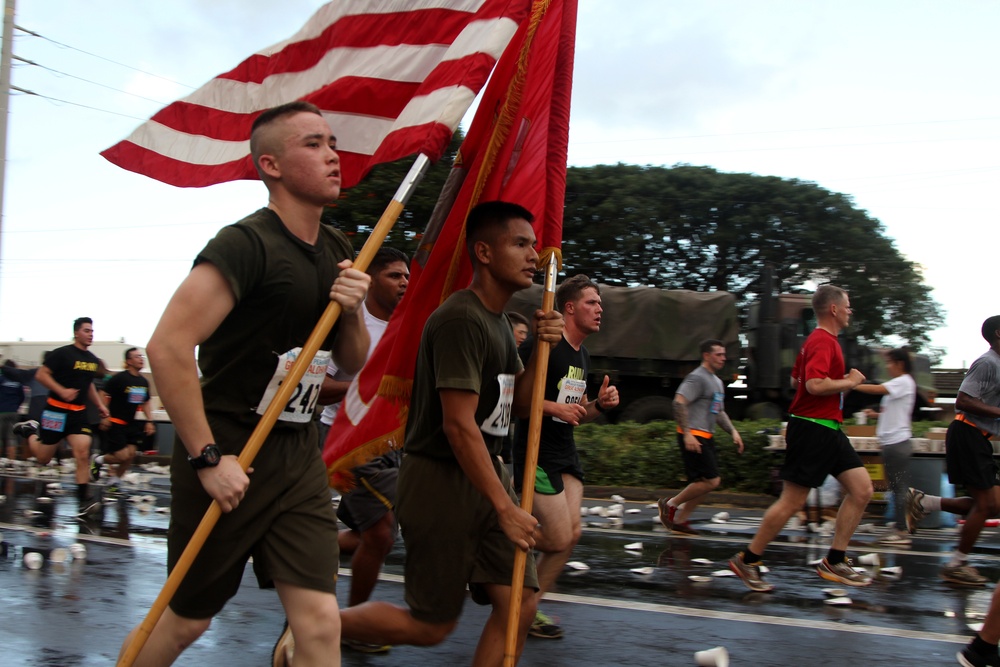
(323, 0), (577, 489)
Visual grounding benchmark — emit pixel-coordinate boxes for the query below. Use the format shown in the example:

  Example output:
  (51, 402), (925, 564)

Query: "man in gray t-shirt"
(907, 315), (1000, 590)
(657, 339), (743, 535)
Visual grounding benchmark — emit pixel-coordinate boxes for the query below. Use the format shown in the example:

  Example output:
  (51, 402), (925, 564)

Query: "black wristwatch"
(188, 444), (222, 470)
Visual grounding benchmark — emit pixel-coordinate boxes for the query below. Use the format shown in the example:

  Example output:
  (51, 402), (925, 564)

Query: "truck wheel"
(620, 396), (674, 423)
(746, 402), (783, 421)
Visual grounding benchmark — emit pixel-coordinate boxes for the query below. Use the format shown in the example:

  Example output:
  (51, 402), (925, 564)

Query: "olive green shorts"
(396, 453), (538, 624)
(167, 418), (339, 619)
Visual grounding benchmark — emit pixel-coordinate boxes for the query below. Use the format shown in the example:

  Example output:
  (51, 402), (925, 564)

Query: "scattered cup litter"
(624, 542), (643, 551)
(694, 645), (729, 667)
(630, 566), (654, 575)
(566, 561), (590, 571)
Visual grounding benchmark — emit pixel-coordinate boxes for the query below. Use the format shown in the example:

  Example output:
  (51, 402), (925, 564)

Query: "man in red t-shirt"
(729, 285), (871, 592)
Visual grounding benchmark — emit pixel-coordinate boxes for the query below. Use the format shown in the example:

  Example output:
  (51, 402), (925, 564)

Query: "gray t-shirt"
(957, 349), (1000, 436)
(675, 364), (725, 435)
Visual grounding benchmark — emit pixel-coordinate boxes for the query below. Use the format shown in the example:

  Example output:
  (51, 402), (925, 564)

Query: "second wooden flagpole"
(503, 253), (558, 666)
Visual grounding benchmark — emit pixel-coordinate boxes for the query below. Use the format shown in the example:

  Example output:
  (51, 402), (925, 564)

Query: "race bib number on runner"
(710, 391), (724, 415)
(256, 348), (332, 423)
(481, 373), (515, 436)
(41, 409), (67, 433)
(552, 377), (587, 424)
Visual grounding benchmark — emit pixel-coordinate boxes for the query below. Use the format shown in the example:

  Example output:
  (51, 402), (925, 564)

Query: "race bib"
(481, 373), (515, 436)
(128, 386), (149, 404)
(256, 348), (332, 423)
(552, 377), (587, 424)
(710, 391), (724, 415)
(41, 409), (67, 433)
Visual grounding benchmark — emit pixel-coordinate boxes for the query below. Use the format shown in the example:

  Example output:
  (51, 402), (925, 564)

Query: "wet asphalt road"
(0, 463), (993, 666)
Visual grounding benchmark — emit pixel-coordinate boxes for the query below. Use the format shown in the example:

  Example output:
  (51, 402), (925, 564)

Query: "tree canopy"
(328, 155), (943, 352)
(562, 164), (943, 351)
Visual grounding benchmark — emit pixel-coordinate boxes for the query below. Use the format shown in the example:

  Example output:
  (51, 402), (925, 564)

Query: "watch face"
(203, 445), (221, 465)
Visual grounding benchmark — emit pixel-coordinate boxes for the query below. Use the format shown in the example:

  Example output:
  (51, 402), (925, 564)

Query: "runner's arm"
(441, 388), (537, 551)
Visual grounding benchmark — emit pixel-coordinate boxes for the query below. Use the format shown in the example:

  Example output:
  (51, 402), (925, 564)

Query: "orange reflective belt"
(676, 428), (714, 439)
(109, 417), (127, 425)
(46, 397), (86, 412)
(955, 413), (991, 438)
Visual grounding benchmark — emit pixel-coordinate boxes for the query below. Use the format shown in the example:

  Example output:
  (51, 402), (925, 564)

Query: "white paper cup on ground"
(711, 511), (730, 523)
(694, 646), (729, 667)
(49, 547), (69, 563)
(624, 542), (643, 551)
(69, 543), (87, 560)
(858, 553), (880, 567)
(23, 551), (43, 569)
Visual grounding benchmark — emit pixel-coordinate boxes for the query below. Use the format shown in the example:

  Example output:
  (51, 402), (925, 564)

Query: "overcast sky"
(0, 0), (996, 368)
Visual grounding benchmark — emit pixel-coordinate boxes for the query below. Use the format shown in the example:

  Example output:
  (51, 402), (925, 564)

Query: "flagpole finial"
(543, 252), (558, 293)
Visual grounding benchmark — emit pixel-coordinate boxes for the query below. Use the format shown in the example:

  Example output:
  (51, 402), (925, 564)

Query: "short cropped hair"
(507, 311), (529, 328)
(368, 247), (409, 277)
(124, 347), (139, 362)
(982, 315), (1000, 344)
(73, 317), (92, 333)
(556, 274), (600, 312)
(465, 201), (534, 263)
(812, 285), (847, 314)
(249, 101), (327, 178)
(700, 339), (725, 355)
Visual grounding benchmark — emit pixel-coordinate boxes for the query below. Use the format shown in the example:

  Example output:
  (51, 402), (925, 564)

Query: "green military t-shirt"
(194, 208), (354, 431)
(405, 289), (524, 460)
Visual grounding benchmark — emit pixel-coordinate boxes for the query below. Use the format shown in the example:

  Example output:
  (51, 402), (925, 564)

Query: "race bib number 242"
(256, 348), (331, 423)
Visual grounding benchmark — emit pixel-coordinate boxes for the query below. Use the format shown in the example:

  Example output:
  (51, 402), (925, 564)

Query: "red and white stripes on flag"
(101, 0), (533, 189)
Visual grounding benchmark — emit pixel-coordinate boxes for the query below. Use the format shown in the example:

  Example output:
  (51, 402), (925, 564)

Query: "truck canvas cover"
(507, 284), (739, 361)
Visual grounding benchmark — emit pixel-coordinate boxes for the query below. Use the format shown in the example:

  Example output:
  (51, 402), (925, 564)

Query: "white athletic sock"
(95, 455), (105, 465)
(947, 550), (968, 568)
(921, 495), (942, 513)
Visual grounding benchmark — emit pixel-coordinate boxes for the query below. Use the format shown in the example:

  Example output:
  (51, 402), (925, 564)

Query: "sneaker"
(104, 481), (122, 497)
(342, 638), (391, 653)
(89, 455), (102, 482)
(942, 564), (988, 587)
(816, 558), (872, 587)
(905, 487), (929, 534)
(12, 419), (38, 438)
(878, 531), (913, 546)
(657, 497), (677, 529)
(272, 620), (294, 667)
(672, 521), (699, 536)
(76, 498), (102, 518)
(958, 645), (1000, 667)
(728, 552), (775, 592)
(528, 610), (564, 639)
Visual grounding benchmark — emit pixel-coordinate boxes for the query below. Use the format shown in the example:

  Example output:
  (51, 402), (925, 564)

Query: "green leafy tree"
(562, 164), (943, 350)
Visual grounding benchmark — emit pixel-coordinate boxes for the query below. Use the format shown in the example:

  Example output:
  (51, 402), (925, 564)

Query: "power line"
(10, 85), (149, 120)
(12, 54), (172, 106)
(14, 24), (196, 91)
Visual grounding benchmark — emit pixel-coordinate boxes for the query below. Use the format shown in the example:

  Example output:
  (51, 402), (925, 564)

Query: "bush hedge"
(575, 419), (951, 495)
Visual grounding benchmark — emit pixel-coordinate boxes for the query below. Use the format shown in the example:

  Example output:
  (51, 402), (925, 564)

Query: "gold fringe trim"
(442, 0), (555, 299)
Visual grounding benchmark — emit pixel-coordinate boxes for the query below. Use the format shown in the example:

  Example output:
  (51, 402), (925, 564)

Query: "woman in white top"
(856, 348), (917, 545)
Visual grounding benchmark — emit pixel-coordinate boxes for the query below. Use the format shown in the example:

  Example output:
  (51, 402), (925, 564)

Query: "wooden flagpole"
(503, 253), (558, 667)
(117, 154), (430, 667)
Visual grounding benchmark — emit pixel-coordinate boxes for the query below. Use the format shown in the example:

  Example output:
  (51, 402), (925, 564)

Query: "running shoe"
(528, 610), (564, 639)
(657, 497), (676, 529)
(672, 521), (699, 536)
(878, 531), (912, 546)
(89, 455), (102, 482)
(958, 645), (1000, 667)
(76, 498), (102, 518)
(342, 638), (391, 653)
(728, 552), (775, 592)
(104, 481), (122, 497)
(941, 564), (988, 587)
(816, 558), (872, 587)
(905, 487), (929, 534)
(12, 419), (38, 438)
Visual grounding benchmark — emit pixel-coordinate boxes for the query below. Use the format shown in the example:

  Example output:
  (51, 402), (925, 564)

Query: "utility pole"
(0, 0), (15, 294)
